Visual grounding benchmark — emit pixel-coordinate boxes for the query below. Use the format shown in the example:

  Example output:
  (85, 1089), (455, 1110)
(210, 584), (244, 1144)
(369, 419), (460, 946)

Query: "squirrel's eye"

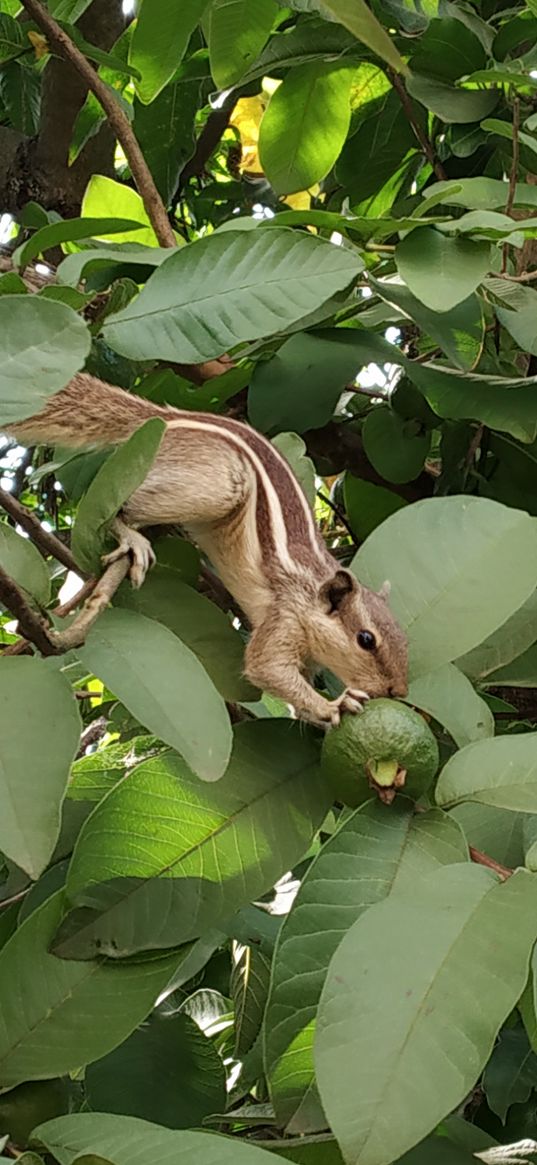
(357, 630), (376, 651)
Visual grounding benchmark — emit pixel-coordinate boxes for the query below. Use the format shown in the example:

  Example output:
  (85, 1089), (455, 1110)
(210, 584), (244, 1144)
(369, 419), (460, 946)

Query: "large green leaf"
(305, 0), (407, 73)
(71, 418), (165, 574)
(409, 17), (486, 82)
(259, 63), (354, 195)
(396, 227), (491, 313)
(208, 0), (278, 87)
(436, 733), (537, 813)
(264, 800), (467, 1134)
(421, 178), (537, 212)
(362, 406), (430, 484)
(0, 658), (80, 880)
(353, 497), (537, 677)
(129, 0), (208, 103)
(54, 721), (328, 959)
(0, 522), (50, 606)
(406, 664), (494, 747)
(0, 13), (24, 62)
(77, 608), (232, 783)
(407, 71), (498, 122)
(0, 893), (179, 1090)
(249, 328), (366, 435)
(408, 360), (537, 444)
(102, 229), (361, 363)
(315, 865), (537, 1165)
(85, 1012), (226, 1127)
(12, 218), (146, 271)
(483, 643), (537, 687)
(34, 1113), (288, 1165)
(80, 176), (179, 249)
(232, 942), (272, 1058)
(0, 296), (90, 425)
(239, 16), (357, 86)
(115, 565), (256, 702)
(57, 245), (175, 288)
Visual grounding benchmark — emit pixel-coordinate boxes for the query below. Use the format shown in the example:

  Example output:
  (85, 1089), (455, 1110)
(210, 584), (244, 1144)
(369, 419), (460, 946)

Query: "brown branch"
(387, 69), (447, 182)
(47, 556), (130, 650)
(19, 0), (176, 249)
(0, 886), (30, 911)
(499, 268), (537, 283)
(469, 846), (512, 881)
(505, 96), (520, 219)
(0, 564), (57, 655)
(0, 484), (82, 575)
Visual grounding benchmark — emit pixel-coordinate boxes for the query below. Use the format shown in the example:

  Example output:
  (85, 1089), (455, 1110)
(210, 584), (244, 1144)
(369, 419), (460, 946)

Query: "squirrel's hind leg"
(102, 515), (156, 588)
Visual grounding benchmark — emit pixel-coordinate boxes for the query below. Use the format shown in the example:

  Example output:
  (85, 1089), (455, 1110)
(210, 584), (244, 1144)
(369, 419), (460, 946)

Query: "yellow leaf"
(230, 96), (266, 174)
(284, 184), (321, 212)
(27, 30), (48, 59)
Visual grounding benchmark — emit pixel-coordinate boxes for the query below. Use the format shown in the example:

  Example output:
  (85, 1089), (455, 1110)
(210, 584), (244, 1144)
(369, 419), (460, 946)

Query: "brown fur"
(6, 374), (408, 724)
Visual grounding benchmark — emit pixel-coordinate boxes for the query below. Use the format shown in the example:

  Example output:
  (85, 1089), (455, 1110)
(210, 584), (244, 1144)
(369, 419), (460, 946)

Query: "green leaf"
(102, 230), (361, 363)
(77, 608), (232, 783)
(57, 245), (174, 288)
(208, 0), (278, 87)
(371, 279), (484, 372)
(406, 663), (494, 748)
(54, 721), (327, 958)
(239, 16), (357, 86)
(232, 942), (272, 1057)
(362, 406), (430, 483)
(315, 866), (537, 1165)
(34, 1112), (291, 1165)
(12, 218), (147, 271)
(0, 296), (90, 425)
(408, 360), (537, 444)
(0, 658), (80, 880)
(259, 63), (354, 195)
(264, 799), (467, 1134)
(308, 0), (407, 74)
(409, 17), (486, 82)
(129, 0), (208, 103)
(114, 564), (256, 702)
(457, 590), (537, 682)
(81, 176), (180, 248)
(421, 178), (537, 212)
(71, 418), (165, 574)
(0, 522), (50, 606)
(335, 91), (416, 203)
(406, 71), (499, 123)
(496, 284), (537, 357)
(133, 76), (202, 206)
(0, 893), (178, 1090)
(436, 733), (537, 812)
(344, 476), (407, 541)
(483, 1026), (537, 1122)
(0, 13), (24, 62)
(249, 328), (365, 435)
(85, 1011), (226, 1128)
(272, 433), (316, 508)
(0, 1079), (70, 1148)
(353, 497), (537, 678)
(483, 643), (537, 687)
(0, 62), (40, 135)
(396, 228), (491, 313)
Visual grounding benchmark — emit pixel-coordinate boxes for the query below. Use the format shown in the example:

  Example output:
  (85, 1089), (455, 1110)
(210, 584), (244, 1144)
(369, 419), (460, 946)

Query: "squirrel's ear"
(378, 580), (391, 600)
(320, 569), (357, 613)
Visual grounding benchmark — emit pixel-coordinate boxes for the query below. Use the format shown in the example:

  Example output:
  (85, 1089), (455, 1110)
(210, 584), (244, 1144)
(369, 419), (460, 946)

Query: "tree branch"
(0, 564), (57, 655)
(177, 98), (236, 194)
(0, 485), (82, 575)
(48, 557), (130, 650)
(387, 69), (447, 182)
(469, 846), (512, 881)
(19, 0), (176, 248)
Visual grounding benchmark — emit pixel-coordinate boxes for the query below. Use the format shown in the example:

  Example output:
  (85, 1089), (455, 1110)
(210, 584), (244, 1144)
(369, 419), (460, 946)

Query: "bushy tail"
(6, 373), (172, 449)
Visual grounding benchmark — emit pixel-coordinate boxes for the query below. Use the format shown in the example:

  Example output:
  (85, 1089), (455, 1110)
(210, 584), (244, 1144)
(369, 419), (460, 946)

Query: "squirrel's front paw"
(328, 688), (369, 727)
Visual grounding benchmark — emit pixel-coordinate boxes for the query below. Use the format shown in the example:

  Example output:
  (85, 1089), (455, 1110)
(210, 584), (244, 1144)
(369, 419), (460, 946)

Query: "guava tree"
(1, 1), (537, 1163)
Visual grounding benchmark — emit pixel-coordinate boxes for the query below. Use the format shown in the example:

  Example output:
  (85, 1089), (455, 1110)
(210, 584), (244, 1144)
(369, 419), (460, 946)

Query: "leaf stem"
(386, 69), (448, 182)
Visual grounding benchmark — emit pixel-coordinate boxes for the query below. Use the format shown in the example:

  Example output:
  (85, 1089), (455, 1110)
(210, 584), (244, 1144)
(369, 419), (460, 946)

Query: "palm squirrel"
(6, 374), (408, 725)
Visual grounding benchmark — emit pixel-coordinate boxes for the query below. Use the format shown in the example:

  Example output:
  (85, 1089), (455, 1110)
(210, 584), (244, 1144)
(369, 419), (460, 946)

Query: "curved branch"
(19, 0), (175, 248)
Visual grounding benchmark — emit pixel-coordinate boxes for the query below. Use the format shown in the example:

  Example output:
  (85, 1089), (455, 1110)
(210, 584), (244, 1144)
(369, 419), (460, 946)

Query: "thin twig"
(0, 564), (57, 655)
(19, 0), (176, 249)
(47, 557), (130, 650)
(316, 490), (357, 546)
(502, 93), (520, 275)
(387, 69), (447, 182)
(469, 846), (512, 881)
(499, 268), (537, 283)
(0, 887), (30, 911)
(54, 575), (97, 616)
(0, 484), (81, 574)
(464, 423), (485, 472)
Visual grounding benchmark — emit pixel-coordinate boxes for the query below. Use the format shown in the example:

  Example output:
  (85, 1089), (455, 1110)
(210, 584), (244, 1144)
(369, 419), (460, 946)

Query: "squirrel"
(5, 374), (408, 726)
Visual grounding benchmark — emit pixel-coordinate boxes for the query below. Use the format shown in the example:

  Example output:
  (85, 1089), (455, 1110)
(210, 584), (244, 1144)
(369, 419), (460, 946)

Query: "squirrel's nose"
(389, 683), (408, 699)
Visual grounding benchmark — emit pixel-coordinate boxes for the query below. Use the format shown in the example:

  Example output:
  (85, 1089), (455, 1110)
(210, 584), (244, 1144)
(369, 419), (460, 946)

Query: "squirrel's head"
(308, 569), (408, 699)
